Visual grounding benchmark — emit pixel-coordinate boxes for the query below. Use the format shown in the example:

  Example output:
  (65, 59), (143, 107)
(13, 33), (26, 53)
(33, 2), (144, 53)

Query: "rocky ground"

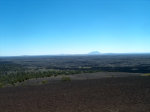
(0, 75), (150, 112)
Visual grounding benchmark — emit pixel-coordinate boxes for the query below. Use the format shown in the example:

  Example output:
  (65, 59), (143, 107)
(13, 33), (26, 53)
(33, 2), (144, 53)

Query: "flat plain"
(0, 54), (150, 112)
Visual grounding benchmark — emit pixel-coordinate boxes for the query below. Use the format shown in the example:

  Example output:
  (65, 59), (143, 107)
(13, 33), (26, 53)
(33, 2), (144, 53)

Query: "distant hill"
(88, 51), (101, 55)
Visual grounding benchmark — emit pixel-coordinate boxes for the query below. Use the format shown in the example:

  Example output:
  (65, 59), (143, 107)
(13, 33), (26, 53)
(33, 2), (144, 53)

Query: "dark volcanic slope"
(0, 76), (150, 112)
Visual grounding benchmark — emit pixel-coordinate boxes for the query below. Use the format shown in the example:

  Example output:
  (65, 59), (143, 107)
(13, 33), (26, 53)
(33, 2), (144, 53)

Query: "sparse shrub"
(54, 74), (57, 77)
(41, 80), (48, 84)
(61, 76), (71, 82)
(0, 82), (4, 88)
(21, 83), (25, 86)
(141, 73), (150, 76)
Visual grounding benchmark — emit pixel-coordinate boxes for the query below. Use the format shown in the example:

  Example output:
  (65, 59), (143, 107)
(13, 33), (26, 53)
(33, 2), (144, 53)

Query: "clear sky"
(0, 0), (150, 56)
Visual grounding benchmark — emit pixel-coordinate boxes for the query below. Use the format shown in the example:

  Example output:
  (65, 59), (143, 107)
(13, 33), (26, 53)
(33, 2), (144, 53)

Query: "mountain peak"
(88, 51), (101, 55)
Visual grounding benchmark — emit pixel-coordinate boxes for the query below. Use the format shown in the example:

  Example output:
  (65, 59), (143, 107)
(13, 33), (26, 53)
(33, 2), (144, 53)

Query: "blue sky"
(0, 0), (150, 56)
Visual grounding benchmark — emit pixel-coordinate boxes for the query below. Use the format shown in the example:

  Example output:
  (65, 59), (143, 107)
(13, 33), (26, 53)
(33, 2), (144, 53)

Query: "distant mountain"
(88, 51), (101, 55)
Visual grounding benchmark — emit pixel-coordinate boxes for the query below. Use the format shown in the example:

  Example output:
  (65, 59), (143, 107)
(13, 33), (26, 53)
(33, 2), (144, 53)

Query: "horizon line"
(1, 52), (150, 57)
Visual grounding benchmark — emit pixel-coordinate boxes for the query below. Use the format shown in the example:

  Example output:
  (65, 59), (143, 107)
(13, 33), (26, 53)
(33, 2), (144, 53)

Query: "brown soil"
(0, 76), (150, 112)
(19, 72), (142, 86)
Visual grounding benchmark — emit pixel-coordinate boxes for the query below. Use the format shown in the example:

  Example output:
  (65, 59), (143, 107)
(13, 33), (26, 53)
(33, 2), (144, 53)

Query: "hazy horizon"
(0, 0), (150, 56)
(1, 51), (150, 57)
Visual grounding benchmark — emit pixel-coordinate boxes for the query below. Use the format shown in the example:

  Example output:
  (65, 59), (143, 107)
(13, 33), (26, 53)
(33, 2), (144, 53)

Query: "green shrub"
(0, 82), (4, 88)
(54, 74), (58, 77)
(41, 80), (48, 84)
(61, 76), (71, 82)
(141, 73), (150, 76)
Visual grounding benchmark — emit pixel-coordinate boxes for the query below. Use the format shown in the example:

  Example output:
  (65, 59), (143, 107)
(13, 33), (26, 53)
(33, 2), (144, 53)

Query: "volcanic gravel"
(0, 76), (150, 112)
